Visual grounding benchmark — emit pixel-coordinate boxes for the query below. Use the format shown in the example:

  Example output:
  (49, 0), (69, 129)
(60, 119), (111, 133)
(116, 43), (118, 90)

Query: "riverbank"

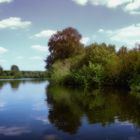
(0, 71), (48, 79)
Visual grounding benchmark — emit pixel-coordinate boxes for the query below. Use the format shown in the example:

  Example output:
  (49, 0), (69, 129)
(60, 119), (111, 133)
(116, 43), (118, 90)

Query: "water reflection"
(0, 101), (6, 111)
(0, 80), (140, 140)
(0, 126), (31, 136)
(0, 79), (46, 90)
(46, 85), (140, 135)
(0, 79), (49, 140)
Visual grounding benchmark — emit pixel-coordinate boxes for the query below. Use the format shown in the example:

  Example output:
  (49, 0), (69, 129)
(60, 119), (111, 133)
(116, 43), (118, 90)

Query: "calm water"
(0, 80), (140, 140)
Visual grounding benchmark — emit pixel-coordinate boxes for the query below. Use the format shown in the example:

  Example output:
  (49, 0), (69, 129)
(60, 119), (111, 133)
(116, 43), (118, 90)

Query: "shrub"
(130, 75), (140, 92)
(64, 63), (104, 87)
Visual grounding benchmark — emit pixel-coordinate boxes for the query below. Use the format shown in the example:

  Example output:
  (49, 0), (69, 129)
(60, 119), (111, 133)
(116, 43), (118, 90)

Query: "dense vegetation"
(46, 27), (140, 91)
(0, 65), (47, 79)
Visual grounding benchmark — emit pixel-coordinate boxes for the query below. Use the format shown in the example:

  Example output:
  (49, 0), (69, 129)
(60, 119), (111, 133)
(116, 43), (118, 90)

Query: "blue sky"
(0, 0), (140, 70)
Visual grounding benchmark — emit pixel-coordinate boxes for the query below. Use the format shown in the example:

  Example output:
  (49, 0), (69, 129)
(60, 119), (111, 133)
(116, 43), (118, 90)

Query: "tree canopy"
(11, 65), (20, 72)
(0, 66), (3, 72)
(45, 27), (140, 90)
(46, 27), (84, 69)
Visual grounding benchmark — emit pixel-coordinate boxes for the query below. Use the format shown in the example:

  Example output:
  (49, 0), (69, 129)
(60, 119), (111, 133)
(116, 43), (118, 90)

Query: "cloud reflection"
(35, 116), (50, 124)
(32, 102), (46, 111)
(0, 126), (31, 136)
(0, 101), (6, 111)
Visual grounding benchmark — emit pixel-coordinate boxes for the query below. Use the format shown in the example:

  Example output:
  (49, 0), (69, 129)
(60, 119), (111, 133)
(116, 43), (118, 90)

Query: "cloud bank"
(72, 0), (140, 15)
(98, 23), (140, 47)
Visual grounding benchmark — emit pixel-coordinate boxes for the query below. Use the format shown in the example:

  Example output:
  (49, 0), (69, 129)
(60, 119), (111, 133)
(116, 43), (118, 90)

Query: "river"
(0, 79), (140, 140)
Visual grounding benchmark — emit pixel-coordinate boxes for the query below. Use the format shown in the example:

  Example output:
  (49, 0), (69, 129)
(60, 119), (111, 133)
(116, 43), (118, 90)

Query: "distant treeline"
(0, 65), (47, 79)
(45, 27), (140, 91)
(0, 71), (47, 79)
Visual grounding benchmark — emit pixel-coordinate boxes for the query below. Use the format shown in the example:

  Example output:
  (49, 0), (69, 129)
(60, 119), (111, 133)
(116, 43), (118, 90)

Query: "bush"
(64, 63), (104, 87)
(49, 60), (71, 84)
(130, 75), (140, 92)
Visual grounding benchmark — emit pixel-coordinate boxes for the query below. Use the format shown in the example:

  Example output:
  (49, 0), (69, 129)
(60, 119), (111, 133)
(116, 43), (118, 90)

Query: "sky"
(0, 0), (140, 71)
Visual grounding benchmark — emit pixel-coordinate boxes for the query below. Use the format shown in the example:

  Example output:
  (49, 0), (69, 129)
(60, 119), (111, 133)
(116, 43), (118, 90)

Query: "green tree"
(0, 66), (3, 77)
(70, 63), (104, 87)
(0, 66), (3, 72)
(81, 43), (120, 85)
(117, 47), (140, 86)
(11, 65), (20, 72)
(46, 27), (84, 69)
(84, 43), (116, 65)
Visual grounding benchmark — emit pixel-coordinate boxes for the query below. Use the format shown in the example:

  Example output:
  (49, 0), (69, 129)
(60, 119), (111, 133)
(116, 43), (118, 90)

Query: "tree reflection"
(46, 85), (140, 134)
(0, 79), (46, 90)
(47, 86), (83, 134)
(9, 80), (21, 90)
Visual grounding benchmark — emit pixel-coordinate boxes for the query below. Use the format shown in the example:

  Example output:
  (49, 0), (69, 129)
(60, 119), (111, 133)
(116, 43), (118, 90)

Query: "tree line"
(45, 27), (140, 91)
(0, 65), (47, 79)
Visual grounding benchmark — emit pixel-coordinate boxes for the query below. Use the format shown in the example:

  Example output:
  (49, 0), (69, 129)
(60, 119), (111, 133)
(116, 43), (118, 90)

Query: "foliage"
(46, 27), (84, 69)
(0, 66), (3, 72)
(11, 65), (20, 72)
(0, 64), (48, 79)
(117, 47), (140, 86)
(130, 75), (140, 92)
(45, 27), (140, 90)
(82, 43), (120, 85)
(0, 70), (48, 79)
(65, 63), (104, 87)
(48, 60), (71, 84)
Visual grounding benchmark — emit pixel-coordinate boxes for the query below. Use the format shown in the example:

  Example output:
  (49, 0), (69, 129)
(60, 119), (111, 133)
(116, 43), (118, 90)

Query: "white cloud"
(98, 28), (113, 35)
(72, 0), (140, 15)
(80, 37), (90, 45)
(72, 0), (88, 6)
(0, 47), (8, 54)
(98, 23), (140, 47)
(31, 45), (48, 52)
(0, 17), (31, 29)
(98, 29), (104, 33)
(0, 0), (13, 4)
(106, 0), (130, 8)
(90, 0), (130, 8)
(125, 0), (140, 11)
(72, 0), (131, 7)
(129, 11), (140, 15)
(30, 56), (42, 60)
(34, 29), (56, 38)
